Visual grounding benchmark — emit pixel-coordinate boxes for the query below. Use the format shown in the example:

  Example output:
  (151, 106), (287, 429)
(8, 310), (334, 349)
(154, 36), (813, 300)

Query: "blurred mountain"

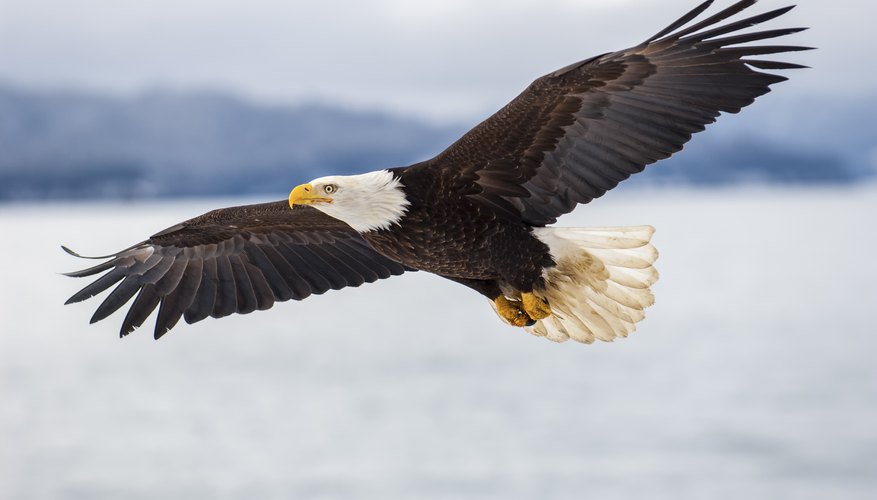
(0, 83), (872, 201)
(628, 92), (876, 186)
(0, 84), (461, 200)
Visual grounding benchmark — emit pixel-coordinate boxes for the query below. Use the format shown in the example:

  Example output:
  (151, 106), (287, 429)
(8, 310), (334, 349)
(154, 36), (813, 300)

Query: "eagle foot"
(494, 295), (536, 327)
(521, 292), (552, 320)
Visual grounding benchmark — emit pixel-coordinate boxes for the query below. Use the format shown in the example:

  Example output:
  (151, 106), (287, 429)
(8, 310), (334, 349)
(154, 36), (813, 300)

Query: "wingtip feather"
(61, 245), (120, 260)
(646, 0), (715, 43)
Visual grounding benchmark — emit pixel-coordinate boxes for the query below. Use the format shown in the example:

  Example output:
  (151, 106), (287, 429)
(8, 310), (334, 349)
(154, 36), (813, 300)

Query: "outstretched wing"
(427, 0), (811, 225)
(64, 201), (410, 339)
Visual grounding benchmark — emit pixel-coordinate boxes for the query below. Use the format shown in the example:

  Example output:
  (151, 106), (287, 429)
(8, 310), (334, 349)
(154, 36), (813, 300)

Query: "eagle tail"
(527, 226), (659, 344)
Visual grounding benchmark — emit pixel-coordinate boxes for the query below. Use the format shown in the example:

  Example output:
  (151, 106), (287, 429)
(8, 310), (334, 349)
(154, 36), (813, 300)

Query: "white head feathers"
(305, 170), (410, 233)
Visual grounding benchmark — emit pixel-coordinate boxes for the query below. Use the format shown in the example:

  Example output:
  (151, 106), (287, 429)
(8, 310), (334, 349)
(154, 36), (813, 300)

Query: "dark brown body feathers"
(365, 166), (553, 294)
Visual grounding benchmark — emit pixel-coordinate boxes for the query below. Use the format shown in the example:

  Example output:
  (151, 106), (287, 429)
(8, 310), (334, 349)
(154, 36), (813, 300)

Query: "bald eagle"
(64, 0), (809, 343)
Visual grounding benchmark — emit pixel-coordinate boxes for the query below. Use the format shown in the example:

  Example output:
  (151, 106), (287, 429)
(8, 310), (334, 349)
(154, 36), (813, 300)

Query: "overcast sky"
(0, 0), (872, 122)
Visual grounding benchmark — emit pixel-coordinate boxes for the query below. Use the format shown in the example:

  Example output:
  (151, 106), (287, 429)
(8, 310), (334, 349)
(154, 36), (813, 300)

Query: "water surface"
(1, 187), (874, 499)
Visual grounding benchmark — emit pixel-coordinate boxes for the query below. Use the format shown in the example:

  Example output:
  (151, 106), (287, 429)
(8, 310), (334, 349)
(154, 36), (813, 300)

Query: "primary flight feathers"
(64, 203), (411, 338)
(64, 0), (810, 342)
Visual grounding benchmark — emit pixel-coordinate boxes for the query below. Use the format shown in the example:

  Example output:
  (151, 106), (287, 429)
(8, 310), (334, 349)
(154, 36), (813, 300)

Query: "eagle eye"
(324, 184), (337, 194)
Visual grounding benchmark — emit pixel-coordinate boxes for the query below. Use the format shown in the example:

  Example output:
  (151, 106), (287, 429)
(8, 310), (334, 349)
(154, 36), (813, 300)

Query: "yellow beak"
(289, 183), (332, 207)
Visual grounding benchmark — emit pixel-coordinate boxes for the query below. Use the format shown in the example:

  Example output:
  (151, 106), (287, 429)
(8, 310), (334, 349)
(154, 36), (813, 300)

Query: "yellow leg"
(521, 292), (552, 320)
(494, 296), (533, 327)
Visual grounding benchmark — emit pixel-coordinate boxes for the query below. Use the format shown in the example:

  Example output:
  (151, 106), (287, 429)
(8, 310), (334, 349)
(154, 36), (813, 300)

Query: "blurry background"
(1, 0), (874, 199)
(1, 1), (875, 499)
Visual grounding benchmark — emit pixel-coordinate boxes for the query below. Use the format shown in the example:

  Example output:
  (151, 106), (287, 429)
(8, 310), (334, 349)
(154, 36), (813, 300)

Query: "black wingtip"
(62, 241), (149, 260)
(768, 5), (797, 18)
(744, 59), (811, 70)
(785, 26), (808, 35)
(61, 245), (117, 260)
(62, 260), (116, 278)
(669, 0), (760, 41)
(154, 327), (169, 340)
(646, 0), (715, 43)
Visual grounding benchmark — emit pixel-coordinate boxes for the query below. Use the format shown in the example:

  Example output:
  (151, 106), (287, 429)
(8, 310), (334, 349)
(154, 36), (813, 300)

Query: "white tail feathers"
(502, 226), (658, 344)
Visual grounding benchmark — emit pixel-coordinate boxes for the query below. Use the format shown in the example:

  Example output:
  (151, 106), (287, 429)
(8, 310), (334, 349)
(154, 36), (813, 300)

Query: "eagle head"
(289, 170), (410, 233)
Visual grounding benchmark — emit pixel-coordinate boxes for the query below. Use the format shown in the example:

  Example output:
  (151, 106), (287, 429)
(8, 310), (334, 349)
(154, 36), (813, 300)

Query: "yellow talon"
(494, 295), (532, 327)
(521, 291), (552, 320)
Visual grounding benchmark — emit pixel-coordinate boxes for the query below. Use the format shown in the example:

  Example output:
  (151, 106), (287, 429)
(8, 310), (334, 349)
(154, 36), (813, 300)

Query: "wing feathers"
(718, 45), (813, 58)
(65, 201), (409, 337)
(669, 0), (758, 40)
(228, 255), (258, 315)
(211, 255), (239, 319)
(645, 0), (715, 43)
(90, 276), (140, 324)
(65, 268), (127, 305)
(699, 27), (808, 48)
(430, 0), (809, 225)
(154, 259), (202, 339)
(153, 257), (187, 296)
(257, 245), (312, 299)
(682, 6), (796, 42)
(244, 245), (295, 301)
(121, 286), (161, 337)
(138, 256), (176, 286)
(742, 59), (808, 70)
(277, 243), (333, 294)
(62, 259), (117, 278)
(184, 258), (217, 324)
(242, 260), (275, 312)
(332, 241), (382, 282)
(306, 246), (352, 290)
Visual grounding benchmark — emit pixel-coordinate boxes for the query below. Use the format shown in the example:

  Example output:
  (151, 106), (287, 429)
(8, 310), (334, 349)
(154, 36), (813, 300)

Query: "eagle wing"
(64, 201), (410, 339)
(426, 0), (811, 225)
